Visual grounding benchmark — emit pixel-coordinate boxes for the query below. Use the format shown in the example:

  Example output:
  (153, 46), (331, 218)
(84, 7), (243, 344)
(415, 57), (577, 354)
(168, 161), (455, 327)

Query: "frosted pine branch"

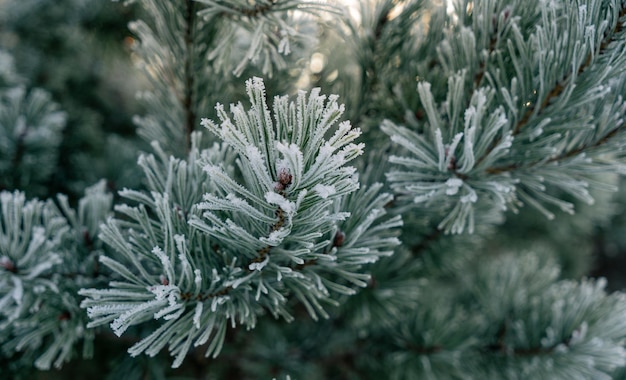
(80, 77), (400, 367)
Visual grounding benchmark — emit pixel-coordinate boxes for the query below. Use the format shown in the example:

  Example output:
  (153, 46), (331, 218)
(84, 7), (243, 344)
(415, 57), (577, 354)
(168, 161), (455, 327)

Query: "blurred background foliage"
(0, 0), (143, 199)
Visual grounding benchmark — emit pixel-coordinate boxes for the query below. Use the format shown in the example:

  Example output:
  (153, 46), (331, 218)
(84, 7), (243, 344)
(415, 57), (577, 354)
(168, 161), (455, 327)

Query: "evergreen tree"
(2, 0), (626, 378)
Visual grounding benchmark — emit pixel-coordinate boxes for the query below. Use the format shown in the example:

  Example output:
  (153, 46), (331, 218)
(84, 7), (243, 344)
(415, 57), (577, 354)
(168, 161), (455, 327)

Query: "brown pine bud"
(333, 230), (346, 247)
(278, 167), (292, 186)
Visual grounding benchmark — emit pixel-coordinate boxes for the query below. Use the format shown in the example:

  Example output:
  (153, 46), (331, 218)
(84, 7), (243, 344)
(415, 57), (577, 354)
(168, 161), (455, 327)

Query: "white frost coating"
(464, 105), (476, 125)
(25, 253), (61, 280)
(275, 141), (304, 187)
(245, 145), (266, 169)
(249, 255), (270, 271)
(174, 234), (186, 253)
(461, 188), (478, 203)
(414, 190), (436, 203)
(12, 276), (23, 305)
(445, 178), (464, 195)
(194, 269), (203, 293)
(225, 193), (245, 207)
(265, 191), (296, 214)
(152, 246), (174, 284)
(210, 268), (220, 283)
(260, 228), (290, 246)
(246, 145), (275, 190)
(435, 129), (446, 171)
(313, 184), (336, 199)
(275, 158), (289, 175)
(499, 134), (513, 150)
(154, 291), (184, 320)
(111, 299), (166, 336)
(459, 126), (476, 173)
(211, 296), (228, 312)
(276, 141), (301, 158)
(178, 252), (191, 280)
(193, 302), (203, 329)
(446, 133), (464, 167)
(570, 321), (589, 345)
(318, 143), (335, 160)
(255, 279), (268, 301)
(175, 236), (192, 280)
(278, 29), (290, 55)
(149, 284), (180, 302)
(154, 301), (184, 320)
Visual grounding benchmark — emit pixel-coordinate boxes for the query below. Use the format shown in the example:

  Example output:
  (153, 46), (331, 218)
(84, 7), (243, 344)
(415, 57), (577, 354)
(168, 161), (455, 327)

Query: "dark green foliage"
(2, 0), (626, 378)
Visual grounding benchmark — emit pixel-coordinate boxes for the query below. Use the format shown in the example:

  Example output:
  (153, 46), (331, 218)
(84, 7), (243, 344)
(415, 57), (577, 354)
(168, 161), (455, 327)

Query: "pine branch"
(521, 4), (626, 135)
(248, 197), (290, 269)
(80, 79), (400, 367)
(486, 117), (626, 175)
(477, 3), (626, 170)
(472, 8), (512, 91)
(293, 229), (345, 271)
(0, 183), (112, 370)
